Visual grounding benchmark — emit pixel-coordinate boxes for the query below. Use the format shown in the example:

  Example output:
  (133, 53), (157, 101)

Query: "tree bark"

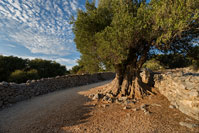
(102, 43), (153, 99)
(103, 64), (153, 100)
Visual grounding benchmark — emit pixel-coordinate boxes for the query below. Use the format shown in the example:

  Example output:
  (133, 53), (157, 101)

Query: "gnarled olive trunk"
(102, 43), (153, 99)
(104, 64), (153, 100)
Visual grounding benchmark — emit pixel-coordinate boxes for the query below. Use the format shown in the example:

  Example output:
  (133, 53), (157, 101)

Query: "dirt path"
(0, 80), (199, 133)
(0, 81), (111, 133)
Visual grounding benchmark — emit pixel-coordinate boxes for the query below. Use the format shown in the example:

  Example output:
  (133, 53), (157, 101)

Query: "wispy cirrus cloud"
(7, 44), (16, 48)
(0, 0), (84, 56)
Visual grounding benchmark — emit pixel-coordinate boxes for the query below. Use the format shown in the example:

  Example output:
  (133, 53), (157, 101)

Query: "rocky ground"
(0, 80), (199, 133)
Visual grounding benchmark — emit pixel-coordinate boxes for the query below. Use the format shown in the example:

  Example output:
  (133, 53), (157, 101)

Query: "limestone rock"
(115, 99), (121, 104)
(107, 97), (113, 103)
(102, 104), (109, 108)
(154, 70), (199, 120)
(1, 81), (9, 87)
(151, 103), (161, 107)
(140, 68), (154, 86)
(126, 113), (131, 117)
(123, 100), (131, 105)
(92, 93), (103, 100)
(26, 80), (31, 83)
(88, 94), (94, 98)
(140, 104), (149, 109)
(56, 76), (60, 79)
(132, 108), (139, 111)
(118, 96), (127, 102)
(123, 106), (131, 110)
(144, 111), (151, 115)
(169, 105), (176, 109)
(102, 95), (109, 101)
(31, 80), (36, 83)
(179, 122), (199, 129)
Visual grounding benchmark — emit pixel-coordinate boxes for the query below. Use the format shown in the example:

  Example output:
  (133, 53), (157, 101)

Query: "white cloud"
(0, 0), (83, 56)
(7, 44), (16, 48)
(54, 58), (78, 69)
(70, 1), (78, 11)
(8, 31), (74, 56)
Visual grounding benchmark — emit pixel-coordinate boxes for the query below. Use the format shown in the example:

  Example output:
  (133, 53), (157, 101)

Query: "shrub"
(155, 54), (191, 69)
(9, 70), (27, 83)
(190, 60), (199, 71)
(143, 58), (165, 71)
(26, 69), (39, 80)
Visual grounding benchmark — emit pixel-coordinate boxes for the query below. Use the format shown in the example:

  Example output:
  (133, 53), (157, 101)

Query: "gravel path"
(0, 80), (199, 133)
(0, 81), (111, 133)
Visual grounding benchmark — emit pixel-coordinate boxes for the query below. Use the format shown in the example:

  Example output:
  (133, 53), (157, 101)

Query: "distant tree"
(0, 55), (69, 83)
(187, 45), (199, 70)
(187, 45), (199, 60)
(70, 65), (84, 74)
(0, 55), (27, 81)
(73, 0), (199, 99)
(28, 59), (67, 78)
(155, 54), (191, 69)
(77, 55), (104, 73)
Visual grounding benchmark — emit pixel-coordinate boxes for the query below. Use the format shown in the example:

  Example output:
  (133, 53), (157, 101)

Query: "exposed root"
(101, 76), (155, 100)
(101, 78), (119, 95)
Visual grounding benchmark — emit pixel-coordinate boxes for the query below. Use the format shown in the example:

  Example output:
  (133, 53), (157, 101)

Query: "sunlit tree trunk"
(104, 46), (153, 99)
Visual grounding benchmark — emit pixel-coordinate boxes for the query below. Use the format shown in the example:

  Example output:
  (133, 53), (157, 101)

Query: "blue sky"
(0, 0), (156, 70)
(0, 0), (99, 69)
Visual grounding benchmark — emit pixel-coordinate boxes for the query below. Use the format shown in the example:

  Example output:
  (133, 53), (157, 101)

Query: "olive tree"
(73, 0), (199, 99)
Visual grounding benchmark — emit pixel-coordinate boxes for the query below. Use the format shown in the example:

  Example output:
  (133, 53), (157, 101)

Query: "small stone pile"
(90, 92), (152, 115)
(90, 68), (199, 121)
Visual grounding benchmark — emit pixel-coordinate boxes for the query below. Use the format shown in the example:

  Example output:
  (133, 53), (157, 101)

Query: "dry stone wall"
(154, 69), (199, 120)
(1, 67), (199, 121)
(0, 72), (115, 109)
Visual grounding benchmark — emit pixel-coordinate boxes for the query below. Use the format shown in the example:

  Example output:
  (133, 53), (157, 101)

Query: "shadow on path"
(0, 81), (111, 133)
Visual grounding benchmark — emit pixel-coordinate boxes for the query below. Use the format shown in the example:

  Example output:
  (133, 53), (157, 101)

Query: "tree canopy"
(73, 0), (199, 99)
(73, 0), (199, 70)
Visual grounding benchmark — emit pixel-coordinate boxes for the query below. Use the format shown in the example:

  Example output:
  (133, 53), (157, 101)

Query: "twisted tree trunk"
(103, 64), (153, 100)
(102, 42), (153, 99)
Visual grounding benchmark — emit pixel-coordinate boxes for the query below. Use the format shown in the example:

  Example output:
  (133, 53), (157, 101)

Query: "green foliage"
(144, 53), (199, 71)
(77, 56), (100, 74)
(143, 53), (199, 71)
(187, 45), (199, 71)
(73, 0), (199, 72)
(26, 69), (39, 80)
(191, 60), (199, 71)
(0, 55), (68, 83)
(70, 65), (84, 74)
(9, 69), (39, 83)
(187, 46), (199, 61)
(9, 70), (27, 83)
(28, 59), (67, 78)
(143, 58), (165, 71)
(0, 55), (27, 81)
(154, 54), (191, 69)
(77, 55), (114, 74)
